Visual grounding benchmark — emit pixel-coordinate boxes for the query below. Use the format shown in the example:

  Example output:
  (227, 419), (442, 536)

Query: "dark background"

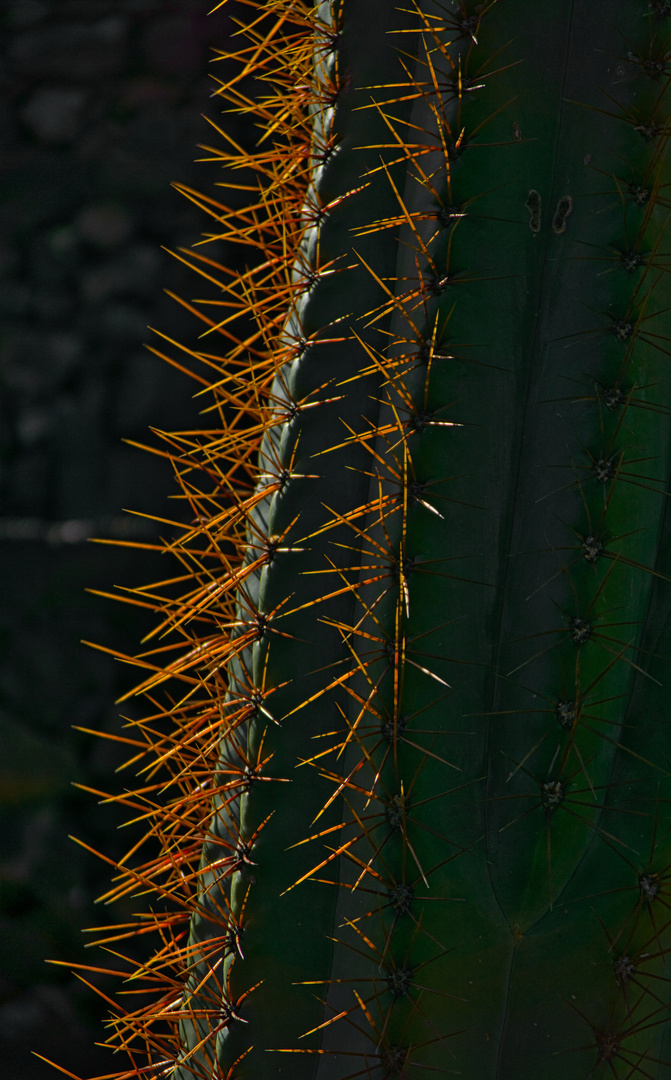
(0, 1), (246, 1075)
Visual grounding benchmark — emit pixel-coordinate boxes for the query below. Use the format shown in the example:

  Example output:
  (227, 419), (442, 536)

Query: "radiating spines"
(269, 11), (505, 1072)
(59, 5), (332, 1079)
(65, 4), (671, 1079)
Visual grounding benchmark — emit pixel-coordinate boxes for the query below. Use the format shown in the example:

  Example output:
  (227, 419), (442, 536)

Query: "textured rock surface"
(0, 1), (244, 1076)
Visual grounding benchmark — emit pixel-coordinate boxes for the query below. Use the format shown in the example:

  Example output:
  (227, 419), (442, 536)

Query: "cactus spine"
(68, 2), (671, 1079)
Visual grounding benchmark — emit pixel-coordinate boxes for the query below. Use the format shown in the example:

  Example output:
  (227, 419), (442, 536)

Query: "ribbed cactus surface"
(69, 3), (671, 1079)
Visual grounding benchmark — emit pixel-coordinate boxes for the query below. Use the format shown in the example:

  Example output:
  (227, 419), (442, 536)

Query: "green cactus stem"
(66, 3), (671, 1079)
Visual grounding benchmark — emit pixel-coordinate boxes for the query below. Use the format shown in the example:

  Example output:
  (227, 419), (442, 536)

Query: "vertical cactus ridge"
(52, 2), (671, 1079)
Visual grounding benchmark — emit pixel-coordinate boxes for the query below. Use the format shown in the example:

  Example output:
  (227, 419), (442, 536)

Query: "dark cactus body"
(77, 3), (671, 1080)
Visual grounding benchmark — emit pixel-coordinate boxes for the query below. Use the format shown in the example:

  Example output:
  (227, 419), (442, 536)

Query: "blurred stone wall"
(0, 1), (247, 1076)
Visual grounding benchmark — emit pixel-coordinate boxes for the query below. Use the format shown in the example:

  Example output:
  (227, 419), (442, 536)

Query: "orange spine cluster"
(45, 4), (326, 1077)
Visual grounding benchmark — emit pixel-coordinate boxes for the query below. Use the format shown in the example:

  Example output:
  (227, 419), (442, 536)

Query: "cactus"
(55, 2), (671, 1078)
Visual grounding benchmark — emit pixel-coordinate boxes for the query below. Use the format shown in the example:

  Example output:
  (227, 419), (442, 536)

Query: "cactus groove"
(68, 2), (671, 1079)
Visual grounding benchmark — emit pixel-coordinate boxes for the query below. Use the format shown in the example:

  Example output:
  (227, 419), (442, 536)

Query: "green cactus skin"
(77, 2), (671, 1080)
